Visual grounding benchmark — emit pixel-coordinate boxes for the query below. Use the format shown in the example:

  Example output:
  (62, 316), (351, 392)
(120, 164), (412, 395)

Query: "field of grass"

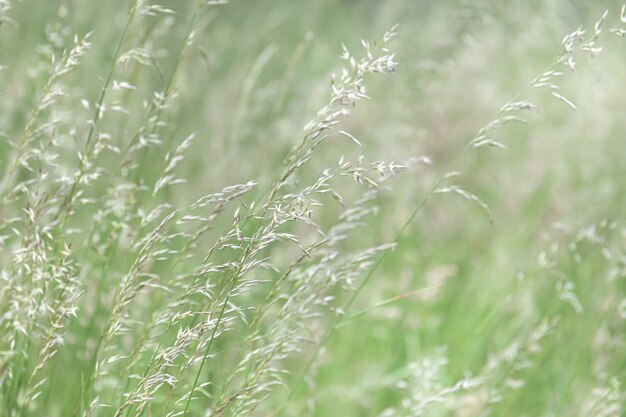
(1, 1), (625, 416)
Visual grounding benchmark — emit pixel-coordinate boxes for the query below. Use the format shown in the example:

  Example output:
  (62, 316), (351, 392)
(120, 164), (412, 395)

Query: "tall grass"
(1, 1), (625, 416)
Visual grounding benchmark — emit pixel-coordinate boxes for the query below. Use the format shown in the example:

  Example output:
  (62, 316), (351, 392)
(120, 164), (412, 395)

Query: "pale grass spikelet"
(214, 186), (398, 416)
(153, 133), (196, 195)
(580, 377), (623, 417)
(0, 3), (625, 417)
(610, 4), (626, 37)
(166, 26), (401, 416)
(0, 31), (93, 210)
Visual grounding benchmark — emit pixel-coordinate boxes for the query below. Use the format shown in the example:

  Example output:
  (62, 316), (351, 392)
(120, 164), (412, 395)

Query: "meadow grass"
(1, 1), (626, 416)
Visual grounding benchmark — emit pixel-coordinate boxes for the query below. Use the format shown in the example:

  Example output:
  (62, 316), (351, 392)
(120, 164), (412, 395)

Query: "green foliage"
(0, 1), (625, 416)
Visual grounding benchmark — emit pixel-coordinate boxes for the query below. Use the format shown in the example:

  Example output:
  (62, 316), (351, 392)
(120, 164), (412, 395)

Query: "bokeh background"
(1, 0), (625, 416)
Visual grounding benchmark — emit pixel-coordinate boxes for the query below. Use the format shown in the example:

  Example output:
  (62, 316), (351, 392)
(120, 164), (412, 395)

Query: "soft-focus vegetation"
(1, 1), (625, 416)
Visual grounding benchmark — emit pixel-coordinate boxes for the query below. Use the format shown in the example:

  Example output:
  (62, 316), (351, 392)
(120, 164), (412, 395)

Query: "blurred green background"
(1, 0), (625, 416)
